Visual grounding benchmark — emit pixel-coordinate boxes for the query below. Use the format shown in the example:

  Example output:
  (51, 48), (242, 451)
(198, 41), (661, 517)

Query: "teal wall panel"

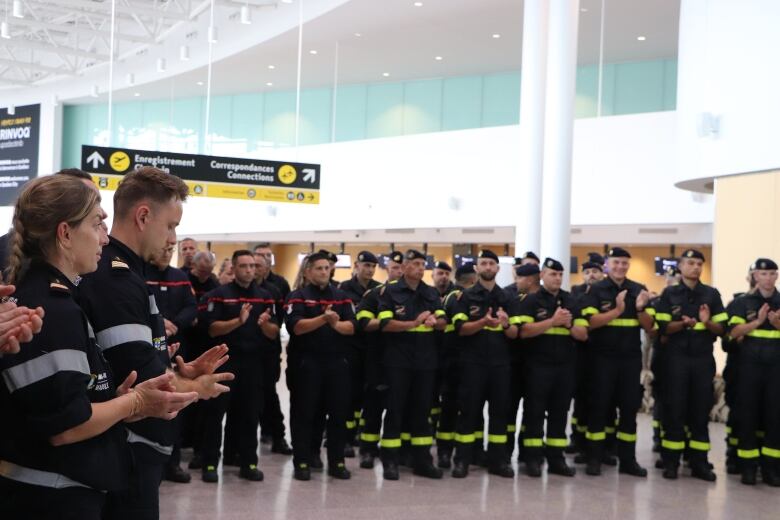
(482, 72), (521, 127)
(403, 79), (442, 135)
(442, 76), (483, 131)
(365, 83), (404, 139)
(335, 84), (367, 142)
(614, 60), (665, 114)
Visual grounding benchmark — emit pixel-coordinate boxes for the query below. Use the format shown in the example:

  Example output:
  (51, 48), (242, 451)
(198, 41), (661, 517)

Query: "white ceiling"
(2, 0), (680, 103)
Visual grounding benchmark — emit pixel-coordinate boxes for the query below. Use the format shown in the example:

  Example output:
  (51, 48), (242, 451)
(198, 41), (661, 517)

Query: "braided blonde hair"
(6, 175), (100, 284)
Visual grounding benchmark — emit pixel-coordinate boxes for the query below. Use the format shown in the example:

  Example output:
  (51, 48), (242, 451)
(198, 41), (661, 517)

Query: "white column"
(514, 0), (550, 257)
(540, 0), (580, 288)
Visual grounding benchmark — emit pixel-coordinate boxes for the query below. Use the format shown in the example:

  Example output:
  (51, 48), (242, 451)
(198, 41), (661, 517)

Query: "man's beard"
(480, 272), (496, 282)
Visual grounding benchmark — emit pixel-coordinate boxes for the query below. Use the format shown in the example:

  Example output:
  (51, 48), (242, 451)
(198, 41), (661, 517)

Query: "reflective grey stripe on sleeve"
(95, 324), (152, 350)
(149, 295), (159, 316)
(1, 349), (89, 393)
(0, 460), (95, 490)
(126, 429), (173, 456)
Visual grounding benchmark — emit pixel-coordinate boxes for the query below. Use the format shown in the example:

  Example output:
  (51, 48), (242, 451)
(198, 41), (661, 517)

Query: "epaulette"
(50, 277), (70, 295)
(111, 256), (130, 270)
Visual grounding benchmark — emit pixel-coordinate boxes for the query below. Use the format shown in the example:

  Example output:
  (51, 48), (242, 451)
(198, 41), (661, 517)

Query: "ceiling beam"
(9, 18), (155, 44)
(29, 0), (191, 22)
(0, 57), (74, 75)
(0, 39), (108, 60)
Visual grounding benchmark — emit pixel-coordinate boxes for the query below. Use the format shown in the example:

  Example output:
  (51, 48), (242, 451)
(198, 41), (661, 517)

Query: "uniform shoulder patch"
(49, 277), (70, 294)
(111, 256), (130, 270)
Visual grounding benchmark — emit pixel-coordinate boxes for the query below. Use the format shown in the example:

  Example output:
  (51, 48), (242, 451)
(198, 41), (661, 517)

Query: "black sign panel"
(81, 145), (320, 204)
(0, 104), (40, 206)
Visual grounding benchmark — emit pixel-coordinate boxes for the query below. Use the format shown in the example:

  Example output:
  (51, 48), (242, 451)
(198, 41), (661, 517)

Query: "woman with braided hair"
(0, 173), (199, 520)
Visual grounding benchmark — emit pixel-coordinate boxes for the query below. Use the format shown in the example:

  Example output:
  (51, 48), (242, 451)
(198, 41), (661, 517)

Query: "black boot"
(741, 465), (757, 485)
(525, 459), (542, 477)
(488, 462), (515, 478)
(547, 458), (576, 477)
(328, 462), (352, 480)
(164, 464), (191, 483)
(239, 464), (264, 482)
(271, 438), (293, 455)
(451, 460), (469, 478)
(359, 451), (375, 469)
(690, 462), (716, 482)
(201, 465), (218, 483)
(762, 462), (780, 487)
(437, 449), (452, 469)
(383, 460), (399, 481)
(413, 462), (443, 479)
(619, 459), (648, 477)
(293, 463), (311, 481)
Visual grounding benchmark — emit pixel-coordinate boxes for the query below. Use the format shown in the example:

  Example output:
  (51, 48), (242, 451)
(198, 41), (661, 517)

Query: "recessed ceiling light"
(268, 65), (275, 69)
(266, 82), (273, 86)
(637, 36), (646, 41)
(309, 50), (318, 55)
(435, 56), (443, 61)
(492, 33), (501, 39)
(413, 1), (423, 6)
(382, 72), (390, 77)
(580, 7), (588, 12)
(354, 32), (362, 37)
(133, 92), (141, 97)
(281, 0), (293, 3)
(196, 81), (204, 86)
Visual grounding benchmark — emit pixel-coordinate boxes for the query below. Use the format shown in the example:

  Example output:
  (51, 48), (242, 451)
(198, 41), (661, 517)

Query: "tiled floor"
(160, 382), (778, 520)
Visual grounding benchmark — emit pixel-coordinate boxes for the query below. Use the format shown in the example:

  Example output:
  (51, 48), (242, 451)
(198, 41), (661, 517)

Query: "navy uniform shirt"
(187, 272), (220, 358)
(77, 237), (174, 455)
(512, 286), (587, 365)
(653, 281), (727, 357)
(0, 262), (128, 491)
(450, 281), (515, 366)
(340, 276), (381, 308)
(582, 277), (649, 358)
(146, 264), (197, 354)
(266, 271), (291, 301)
(727, 289), (780, 361)
(442, 286), (465, 355)
(285, 284), (355, 356)
(722, 293), (745, 354)
(341, 276), (380, 351)
(377, 278), (445, 370)
(203, 281), (277, 358)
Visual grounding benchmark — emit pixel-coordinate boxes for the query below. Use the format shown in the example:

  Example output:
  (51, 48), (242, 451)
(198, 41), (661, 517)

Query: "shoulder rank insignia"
(50, 278), (70, 294)
(111, 257), (129, 270)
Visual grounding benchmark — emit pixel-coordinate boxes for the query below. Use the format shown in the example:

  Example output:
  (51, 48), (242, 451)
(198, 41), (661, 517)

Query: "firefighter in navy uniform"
(201, 250), (279, 483)
(183, 251), (220, 470)
(356, 251), (404, 469)
(513, 258), (589, 477)
(436, 263), (477, 469)
(653, 249), (727, 481)
(569, 253), (605, 457)
(286, 252), (356, 481)
(430, 261), (455, 434)
(378, 249), (447, 480)
(449, 250), (518, 478)
(505, 263), (541, 460)
(252, 251), (293, 455)
(582, 247), (654, 477)
(339, 251), (381, 454)
(648, 265), (681, 457)
(147, 246), (198, 483)
(77, 168), (231, 520)
(727, 258), (780, 486)
(721, 267), (755, 475)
